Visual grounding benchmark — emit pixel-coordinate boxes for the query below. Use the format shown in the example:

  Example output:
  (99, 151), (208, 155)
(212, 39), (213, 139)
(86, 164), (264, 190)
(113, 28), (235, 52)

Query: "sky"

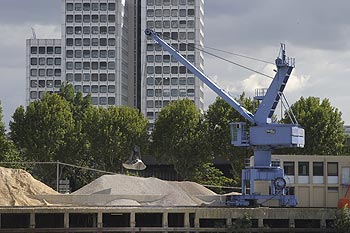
(0, 0), (349, 129)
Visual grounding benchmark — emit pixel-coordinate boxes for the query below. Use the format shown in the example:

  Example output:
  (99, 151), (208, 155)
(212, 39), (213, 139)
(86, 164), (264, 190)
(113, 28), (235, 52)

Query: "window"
(46, 69), (53, 76)
(91, 50), (98, 58)
(163, 55), (170, 62)
(108, 73), (115, 81)
(100, 38), (107, 46)
(163, 9), (170, 17)
(91, 62), (98, 70)
(147, 10), (154, 17)
(74, 73), (82, 82)
(66, 73), (73, 82)
(83, 62), (90, 70)
(30, 80), (37, 88)
(83, 38), (90, 46)
(179, 9), (186, 17)
(179, 66), (187, 74)
(75, 26), (82, 34)
(108, 50), (115, 58)
(328, 162), (338, 176)
(83, 26), (90, 35)
(54, 80), (61, 88)
(155, 55), (162, 63)
(83, 85), (90, 93)
(92, 97), (98, 105)
(83, 15), (90, 23)
(147, 55), (154, 62)
(108, 97), (115, 105)
(100, 62), (107, 70)
(83, 50), (90, 58)
(75, 50), (82, 58)
(39, 57), (45, 65)
(171, 89), (178, 97)
(66, 62), (73, 70)
(108, 15), (115, 23)
(155, 9), (162, 17)
(108, 38), (115, 46)
(92, 26), (98, 34)
(171, 77), (178, 85)
(30, 58), (37, 65)
(75, 38), (82, 46)
(74, 85), (82, 92)
(100, 26), (107, 34)
(47, 47), (53, 54)
(99, 97), (107, 105)
(55, 47), (61, 54)
(100, 3), (107, 11)
(147, 66), (154, 74)
(100, 85), (107, 93)
(31, 47), (37, 54)
(54, 69), (61, 76)
(155, 66), (162, 74)
(179, 77), (186, 85)
(147, 100), (154, 108)
(171, 66), (178, 74)
(163, 0), (170, 5)
(91, 85), (98, 93)
(75, 15), (82, 23)
(66, 50), (73, 58)
(163, 66), (170, 74)
(108, 85), (115, 93)
(83, 73), (90, 81)
(187, 20), (195, 28)
(92, 3), (98, 11)
(147, 0), (154, 6)
(155, 0), (162, 6)
(66, 3), (73, 11)
(179, 0), (186, 5)
(171, 9), (178, 17)
(91, 38), (98, 46)
(155, 21), (162, 28)
(298, 162), (309, 176)
(188, 32), (195, 40)
(100, 50), (107, 58)
(100, 74), (107, 81)
(187, 89), (195, 96)
(163, 21), (170, 28)
(92, 15), (98, 23)
(188, 0), (194, 4)
(46, 80), (53, 87)
(108, 3), (115, 11)
(30, 69), (37, 77)
(83, 3), (90, 11)
(188, 9), (195, 16)
(313, 162), (324, 176)
(179, 20), (186, 28)
(179, 43), (187, 51)
(39, 46), (45, 54)
(147, 89), (154, 97)
(91, 74), (98, 81)
(75, 3), (82, 11)
(38, 80), (45, 87)
(30, 91), (37, 99)
(187, 77), (195, 85)
(38, 69), (45, 76)
(100, 15), (107, 23)
(108, 62), (115, 70)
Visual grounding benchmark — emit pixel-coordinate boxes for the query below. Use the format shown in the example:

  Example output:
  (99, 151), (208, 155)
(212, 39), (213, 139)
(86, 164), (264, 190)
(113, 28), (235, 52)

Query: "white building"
(62, 0), (130, 107)
(141, 0), (205, 124)
(26, 39), (63, 105)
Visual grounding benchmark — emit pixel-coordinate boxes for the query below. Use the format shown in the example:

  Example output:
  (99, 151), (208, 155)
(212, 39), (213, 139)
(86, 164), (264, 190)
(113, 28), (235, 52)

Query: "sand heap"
(73, 174), (219, 206)
(0, 166), (58, 206)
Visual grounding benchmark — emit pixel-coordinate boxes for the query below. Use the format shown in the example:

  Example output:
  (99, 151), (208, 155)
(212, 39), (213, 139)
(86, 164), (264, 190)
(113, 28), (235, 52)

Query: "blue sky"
(0, 0), (349, 128)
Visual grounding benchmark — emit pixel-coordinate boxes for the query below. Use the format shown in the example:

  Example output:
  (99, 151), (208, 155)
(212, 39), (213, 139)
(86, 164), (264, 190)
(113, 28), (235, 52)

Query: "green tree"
(84, 106), (148, 172)
(151, 99), (211, 180)
(205, 93), (255, 183)
(335, 206), (350, 232)
(9, 94), (75, 185)
(281, 96), (345, 155)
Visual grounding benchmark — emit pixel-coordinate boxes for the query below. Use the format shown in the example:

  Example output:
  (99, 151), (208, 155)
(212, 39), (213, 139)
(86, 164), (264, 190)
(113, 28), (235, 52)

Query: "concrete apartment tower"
(62, 0), (130, 107)
(26, 39), (63, 105)
(141, 0), (205, 124)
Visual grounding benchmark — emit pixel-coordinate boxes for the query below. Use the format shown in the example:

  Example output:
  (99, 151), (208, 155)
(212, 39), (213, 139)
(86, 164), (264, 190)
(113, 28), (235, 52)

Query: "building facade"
(26, 39), (63, 105)
(62, 0), (130, 107)
(253, 155), (350, 207)
(141, 0), (205, 124)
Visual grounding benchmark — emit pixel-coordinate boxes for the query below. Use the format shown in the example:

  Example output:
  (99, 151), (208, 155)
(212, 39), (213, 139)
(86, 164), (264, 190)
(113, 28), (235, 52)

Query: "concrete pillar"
(320, 218), (326, 229)
(163, 212), (168, 229)
(30, 212), (35, 229)
(194, 216), (199, 228)
(64, 212), (69, 228)
(184, 212), (190, 228)
(97, 211), (103, 228)
(226, 218), (232, 228)
(289, 218), (295, 228)
(130, 211), (136, 228)
(258, 218), (264, 228)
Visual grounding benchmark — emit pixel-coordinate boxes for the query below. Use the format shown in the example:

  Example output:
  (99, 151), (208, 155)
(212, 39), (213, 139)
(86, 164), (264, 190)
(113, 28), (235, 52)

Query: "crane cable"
(155, 33), (274, 79)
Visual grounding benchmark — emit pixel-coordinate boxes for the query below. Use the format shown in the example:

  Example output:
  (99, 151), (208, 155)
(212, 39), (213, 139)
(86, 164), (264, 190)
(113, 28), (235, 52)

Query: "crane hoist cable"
(154, 33), (274, 79)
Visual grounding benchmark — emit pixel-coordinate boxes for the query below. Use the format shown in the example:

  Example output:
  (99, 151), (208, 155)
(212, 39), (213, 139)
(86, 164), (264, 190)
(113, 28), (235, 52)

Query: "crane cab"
(230, 122), (249, 147)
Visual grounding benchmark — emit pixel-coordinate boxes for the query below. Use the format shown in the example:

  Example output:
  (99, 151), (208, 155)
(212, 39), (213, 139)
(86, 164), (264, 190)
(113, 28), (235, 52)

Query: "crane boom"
(145, 29), (255, 124)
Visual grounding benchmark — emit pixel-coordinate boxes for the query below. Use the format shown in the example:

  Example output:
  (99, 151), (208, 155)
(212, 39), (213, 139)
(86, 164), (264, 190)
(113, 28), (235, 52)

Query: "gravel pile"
(73, 174), (218, 206)
(0, 166), (58, 206)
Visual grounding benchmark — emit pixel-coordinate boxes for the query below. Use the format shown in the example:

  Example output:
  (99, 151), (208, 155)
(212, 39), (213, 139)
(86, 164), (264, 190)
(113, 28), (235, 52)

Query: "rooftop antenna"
(31, 27), (37, 39)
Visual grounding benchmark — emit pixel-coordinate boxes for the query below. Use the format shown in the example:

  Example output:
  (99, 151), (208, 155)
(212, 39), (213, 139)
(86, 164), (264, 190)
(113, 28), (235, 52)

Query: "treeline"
(0, 84), (348, 190)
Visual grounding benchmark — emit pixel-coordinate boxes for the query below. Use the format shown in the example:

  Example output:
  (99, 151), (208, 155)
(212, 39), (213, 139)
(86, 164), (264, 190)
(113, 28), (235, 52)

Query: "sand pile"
(73, 174), (218, 206)
(0, 166), (58, 206)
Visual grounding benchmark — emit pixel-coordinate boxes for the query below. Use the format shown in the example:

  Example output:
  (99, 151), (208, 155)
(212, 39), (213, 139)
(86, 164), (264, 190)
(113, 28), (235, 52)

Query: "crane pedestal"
(226, 149), (297, 207)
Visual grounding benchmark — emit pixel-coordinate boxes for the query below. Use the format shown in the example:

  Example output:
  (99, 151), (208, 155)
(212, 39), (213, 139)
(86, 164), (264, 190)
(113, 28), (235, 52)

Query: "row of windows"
(146, 88), (195, 97)
(284, 161), (338, 176)
(66, 3), (115, 12)
(66, 49), (115, 59)
(147, 9), (194, 18)
(147, 66), (192, 74)
(66, 14), (115, 23)
(91, 96), (116, 105)
(153, 31), (196, 41)
(74, 85), (115, 93)
(30, 58), (61, 66)
(146, 20), (195, 29)
(30, 91), (59, 99)
(66, 73), (116, 82)
(66, 38), (116, 47)
(147, 0), (195, 6)
(147, 100), (171, 108)
(30, 69), (61, 77)
(66, 26), (115, 35)
(147, 43), (195, 52)
(30, 46), (61, 55)
(66, 61), (116, 70)
(30, 80), (62, 88)
(147, 54), (195, 63)
(147, 77), (195, 86)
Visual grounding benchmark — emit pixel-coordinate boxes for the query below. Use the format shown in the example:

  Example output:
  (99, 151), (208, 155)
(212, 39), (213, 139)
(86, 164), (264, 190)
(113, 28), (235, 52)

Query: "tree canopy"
(281, 96), (345, 155)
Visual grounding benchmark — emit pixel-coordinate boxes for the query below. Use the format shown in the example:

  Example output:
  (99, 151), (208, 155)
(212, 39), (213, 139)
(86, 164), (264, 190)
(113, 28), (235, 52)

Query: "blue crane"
(145, 29), (304, 207)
